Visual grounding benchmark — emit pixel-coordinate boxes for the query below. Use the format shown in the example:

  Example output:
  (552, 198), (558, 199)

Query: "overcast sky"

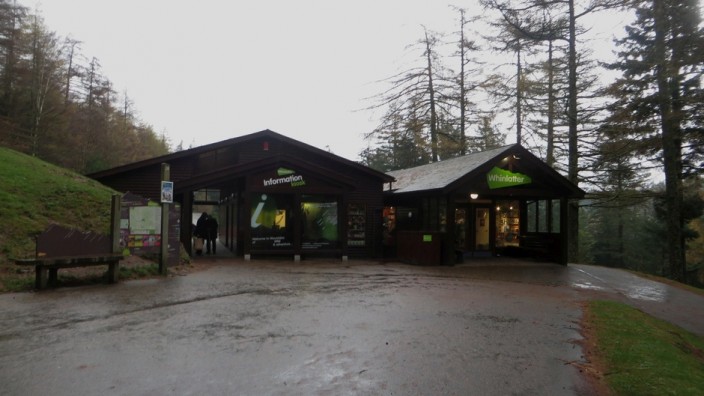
(36, 1), (628, 162)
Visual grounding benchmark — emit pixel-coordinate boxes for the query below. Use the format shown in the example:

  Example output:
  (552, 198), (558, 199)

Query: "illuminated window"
(250, 193), (293, 250)
(496, 200), (520, 247)
(301, 195), (339, 250)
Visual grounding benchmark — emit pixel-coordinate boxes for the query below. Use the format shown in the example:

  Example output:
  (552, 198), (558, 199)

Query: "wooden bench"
(13, 223), (124, 290)
(15, 254), (124, 290)
(520, 235), (559, 261)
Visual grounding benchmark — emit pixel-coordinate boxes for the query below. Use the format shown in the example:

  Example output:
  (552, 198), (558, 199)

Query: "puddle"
(622, 284), (667, 302)
(570, 266), (668, 302)
(570, 281), (605, 292)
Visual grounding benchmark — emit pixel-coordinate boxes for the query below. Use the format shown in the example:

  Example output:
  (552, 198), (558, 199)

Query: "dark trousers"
(206, 238), (216, 253)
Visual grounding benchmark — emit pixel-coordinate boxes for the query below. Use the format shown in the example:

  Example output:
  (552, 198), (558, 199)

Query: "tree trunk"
(459, 10), (467, 156)
(546, 39), (555, 167)
(653, 0), (686, 281)
(515, 43), (522, 145)
(425, 30), (439, 162)
(567, 0), (580, 263)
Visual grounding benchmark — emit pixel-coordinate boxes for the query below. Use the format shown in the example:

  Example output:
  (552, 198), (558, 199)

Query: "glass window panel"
(206, 189), (220, 202)
(527, 201), (537, 233)
(194, 189), (220, 202)
(551, 199), (561, 233)
(496, 200), (519, 247)
(538, 200), (548, 233)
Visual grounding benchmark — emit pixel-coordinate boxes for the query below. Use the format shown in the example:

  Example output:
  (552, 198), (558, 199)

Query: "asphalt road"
(1, 258), (702, 395)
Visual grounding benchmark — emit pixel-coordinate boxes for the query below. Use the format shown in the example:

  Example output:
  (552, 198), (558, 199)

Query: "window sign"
(302, 196), (339, 249)
(262, 167), (306, 188)
(161, 181), (173, 203)
(250, 193), (293, 249)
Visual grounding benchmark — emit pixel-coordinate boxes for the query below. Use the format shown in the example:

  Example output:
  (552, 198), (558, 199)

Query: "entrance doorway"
(455, 206), (491, 253)
(474, 207), (490, 251)
(495, 200), (520, 248)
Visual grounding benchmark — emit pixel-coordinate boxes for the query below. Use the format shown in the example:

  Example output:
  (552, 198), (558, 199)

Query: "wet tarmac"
(1, 256), (703, 395)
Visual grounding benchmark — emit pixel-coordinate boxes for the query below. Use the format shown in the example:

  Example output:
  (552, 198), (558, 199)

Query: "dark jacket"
(205, 216), (219, 240)
(195, 214), (208, 238)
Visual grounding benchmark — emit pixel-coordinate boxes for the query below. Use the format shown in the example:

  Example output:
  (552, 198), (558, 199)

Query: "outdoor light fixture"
(470, 193), (479, 200)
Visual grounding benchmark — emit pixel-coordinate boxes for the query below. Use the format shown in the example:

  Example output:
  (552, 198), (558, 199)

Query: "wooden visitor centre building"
(90, 130), (584, 265)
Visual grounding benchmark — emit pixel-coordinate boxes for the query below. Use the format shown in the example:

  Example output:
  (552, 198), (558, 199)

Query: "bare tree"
(364, 26), (453, 164)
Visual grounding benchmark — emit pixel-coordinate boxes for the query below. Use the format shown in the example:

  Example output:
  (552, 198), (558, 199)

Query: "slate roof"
(386, 145), (515, 194)
(88, 129), (393, 183)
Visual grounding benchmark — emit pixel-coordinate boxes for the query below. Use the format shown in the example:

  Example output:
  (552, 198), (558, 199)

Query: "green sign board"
(486, 167), (532, 189)
(277, 167), (295, 176)
(423, 234), (432, 242)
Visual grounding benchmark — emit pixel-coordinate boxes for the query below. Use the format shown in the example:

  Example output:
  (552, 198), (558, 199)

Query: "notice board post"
(160, 163), (171, 275)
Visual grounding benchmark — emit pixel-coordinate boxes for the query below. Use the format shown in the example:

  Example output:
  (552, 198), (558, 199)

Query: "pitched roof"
(89, 129), (393, 182)
(386, 145), (515, 193)
(385, 144), (585, 198)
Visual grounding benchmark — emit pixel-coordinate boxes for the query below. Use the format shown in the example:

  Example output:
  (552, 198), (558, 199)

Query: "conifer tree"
(604, 0), (704, 281)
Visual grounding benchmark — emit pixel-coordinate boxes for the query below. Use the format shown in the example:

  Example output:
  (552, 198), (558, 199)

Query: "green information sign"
(423, 234), (432, 242)
(486, 167), (532, 189)
(277, 167), (295, 176)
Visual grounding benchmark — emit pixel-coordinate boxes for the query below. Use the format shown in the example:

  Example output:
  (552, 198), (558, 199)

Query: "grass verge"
(585, 300), (704, 395)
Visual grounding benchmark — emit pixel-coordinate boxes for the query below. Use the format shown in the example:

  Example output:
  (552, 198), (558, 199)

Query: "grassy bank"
(0, 147), (116, 258)
(0, 147), (119, 291)
(0, 147), (192, 292)
(585, 300), (704, 395)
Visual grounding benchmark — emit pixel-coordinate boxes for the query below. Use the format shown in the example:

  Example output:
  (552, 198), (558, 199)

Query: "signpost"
(160, 163), (170, 275)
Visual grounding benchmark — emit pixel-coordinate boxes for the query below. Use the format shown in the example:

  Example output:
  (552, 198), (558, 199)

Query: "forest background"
(0, 0), (702, 285)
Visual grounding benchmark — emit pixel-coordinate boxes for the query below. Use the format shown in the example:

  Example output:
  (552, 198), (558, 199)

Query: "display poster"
(161, 181), (174, 203)
(119, 192), (180, 267)
(250, 193), (293, 249)
(302, 201), (338, 249)
(129, 206), (161, 234)
(127, 234), (161, 248)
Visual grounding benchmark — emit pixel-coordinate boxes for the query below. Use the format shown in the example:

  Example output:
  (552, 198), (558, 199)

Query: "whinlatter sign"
(486, 167), (532, 189)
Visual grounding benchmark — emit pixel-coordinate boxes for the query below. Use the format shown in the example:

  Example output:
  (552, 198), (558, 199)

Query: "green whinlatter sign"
(486, 167), (532, 189)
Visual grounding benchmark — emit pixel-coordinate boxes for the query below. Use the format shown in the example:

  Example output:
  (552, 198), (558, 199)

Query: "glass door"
(474, 207), (490, 251)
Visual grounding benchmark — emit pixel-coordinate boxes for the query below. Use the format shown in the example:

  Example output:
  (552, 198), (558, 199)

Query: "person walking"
(194, 212), (209, 256)
(205, 214), (219, 254)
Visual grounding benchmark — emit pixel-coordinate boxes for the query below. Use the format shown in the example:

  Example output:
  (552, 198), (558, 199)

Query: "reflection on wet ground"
(1, 256), (702, 395)
(570, 281), (606, 292)
(458, 258), (670, 302)
(621, 283), (668, 302)
(570, 265), (668, 302)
